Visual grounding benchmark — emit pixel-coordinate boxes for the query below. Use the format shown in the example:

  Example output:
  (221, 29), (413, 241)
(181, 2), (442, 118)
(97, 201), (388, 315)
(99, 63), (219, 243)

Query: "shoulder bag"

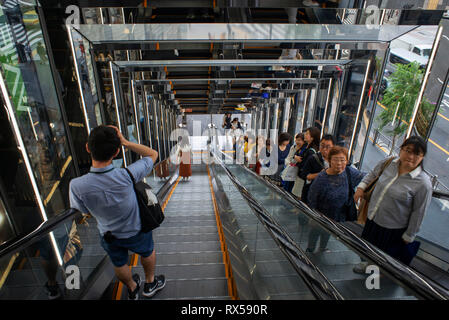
(125, 168), (165, 232)
(357, 157), (394, 224)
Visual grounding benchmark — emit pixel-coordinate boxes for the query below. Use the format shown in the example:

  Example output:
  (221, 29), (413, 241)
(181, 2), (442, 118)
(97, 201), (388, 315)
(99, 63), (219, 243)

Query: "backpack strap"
(312, 153), (324, 169)
(124, 168), (136, 185)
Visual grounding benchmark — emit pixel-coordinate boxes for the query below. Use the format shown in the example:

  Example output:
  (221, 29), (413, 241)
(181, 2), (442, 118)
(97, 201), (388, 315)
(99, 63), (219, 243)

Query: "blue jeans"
(100, 231), (154, 267)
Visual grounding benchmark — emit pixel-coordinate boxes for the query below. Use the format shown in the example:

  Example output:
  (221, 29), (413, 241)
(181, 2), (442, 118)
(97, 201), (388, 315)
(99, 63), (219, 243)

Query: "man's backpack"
(125, 168), (164, 232)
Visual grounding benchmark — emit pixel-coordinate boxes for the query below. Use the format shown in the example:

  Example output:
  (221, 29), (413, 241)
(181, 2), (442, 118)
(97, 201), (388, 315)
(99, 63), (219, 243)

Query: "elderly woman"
(306, 146), (365, 253)
(353, 136), (432, 271)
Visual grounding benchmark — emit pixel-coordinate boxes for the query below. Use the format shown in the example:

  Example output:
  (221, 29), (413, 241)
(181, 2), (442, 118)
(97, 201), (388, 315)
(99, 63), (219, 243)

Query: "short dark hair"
(400, 136), (427, 168)
(400, 136), (427, 156)
(88, 126), (121, 162)
(278, 132), (292, 145)
(321, 134), (336, 145)
(295, 132), (304, 141)
(328, 146), (349, 162)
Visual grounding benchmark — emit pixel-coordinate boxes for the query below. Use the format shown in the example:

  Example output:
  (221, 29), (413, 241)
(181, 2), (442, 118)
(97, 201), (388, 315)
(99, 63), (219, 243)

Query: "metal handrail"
(0, 209), (80, 259)
(211, 153), (344, 300)
(227, 156), (449, 300)
(0, 163), (179, 261)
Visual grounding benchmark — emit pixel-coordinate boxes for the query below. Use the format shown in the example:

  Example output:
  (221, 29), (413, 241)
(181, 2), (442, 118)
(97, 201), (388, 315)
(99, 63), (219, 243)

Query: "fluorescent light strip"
(406, 25), (443, 138)
(99, 8), (104, 24)
(320, 78), (333, 139)
(131, 79), (142, 144)
(109, 61), (128, 167)
(0, 71), (63, 266)
(67, 26), (91, 134)
(349, 59), (371, 158)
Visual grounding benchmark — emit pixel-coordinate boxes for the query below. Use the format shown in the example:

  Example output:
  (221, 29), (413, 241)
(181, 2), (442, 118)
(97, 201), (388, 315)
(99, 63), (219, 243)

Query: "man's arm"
(109, 126), (158, 163)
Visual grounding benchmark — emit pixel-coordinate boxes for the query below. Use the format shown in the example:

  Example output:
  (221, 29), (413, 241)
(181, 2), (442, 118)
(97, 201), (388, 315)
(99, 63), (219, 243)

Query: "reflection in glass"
(0, 3), (75, 216)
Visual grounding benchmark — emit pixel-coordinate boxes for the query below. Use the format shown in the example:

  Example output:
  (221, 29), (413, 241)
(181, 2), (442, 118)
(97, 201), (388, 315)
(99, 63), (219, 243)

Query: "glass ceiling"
(77, 23), (418, 44)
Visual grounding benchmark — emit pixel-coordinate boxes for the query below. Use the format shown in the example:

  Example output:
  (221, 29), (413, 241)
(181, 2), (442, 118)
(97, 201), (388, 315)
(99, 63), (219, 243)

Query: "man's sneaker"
(353, 261), (369, 274)
(318, 247), (331, 253)
(142, 275), (166, 298)
(128, 274), (141, 300)
(305, 247), (314, 253)
(44, 282), (61, 300)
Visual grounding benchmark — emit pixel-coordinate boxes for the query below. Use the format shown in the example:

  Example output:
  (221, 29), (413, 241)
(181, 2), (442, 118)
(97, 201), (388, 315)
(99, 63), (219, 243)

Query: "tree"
(377, 61), (433, 155)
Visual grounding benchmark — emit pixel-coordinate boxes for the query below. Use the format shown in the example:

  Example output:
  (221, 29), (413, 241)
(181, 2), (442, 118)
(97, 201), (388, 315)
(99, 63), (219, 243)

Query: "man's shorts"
(100, 231), (154, 267)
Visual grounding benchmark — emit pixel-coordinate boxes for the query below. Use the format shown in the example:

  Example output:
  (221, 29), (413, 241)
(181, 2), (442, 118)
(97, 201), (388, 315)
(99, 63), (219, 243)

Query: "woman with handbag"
(270, 132), (292, 186)
(306, 146), (365, 253)
(281, 133), (307, 193)
(353, 136), (432, 272)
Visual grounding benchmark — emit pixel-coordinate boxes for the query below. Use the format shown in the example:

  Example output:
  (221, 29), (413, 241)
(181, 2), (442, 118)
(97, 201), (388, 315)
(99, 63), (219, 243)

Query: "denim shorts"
(100, 231), (154, 267)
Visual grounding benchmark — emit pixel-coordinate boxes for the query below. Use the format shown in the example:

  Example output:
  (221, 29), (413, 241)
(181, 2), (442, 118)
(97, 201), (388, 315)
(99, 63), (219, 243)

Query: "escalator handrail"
(212, 153), (344, 300)
(432, 190), (449, 201)
(0, 158), (179, 261)
(0, 208), (80, 259)
(230, 157), (449, 300)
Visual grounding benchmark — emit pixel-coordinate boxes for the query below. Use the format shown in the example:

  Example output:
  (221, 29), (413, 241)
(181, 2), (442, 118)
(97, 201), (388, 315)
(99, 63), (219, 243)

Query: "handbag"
(125, 168), (164, 232)
(281, 163), (299, 181)
(344, 166), (358, 222)
(357, 157), (394, 224)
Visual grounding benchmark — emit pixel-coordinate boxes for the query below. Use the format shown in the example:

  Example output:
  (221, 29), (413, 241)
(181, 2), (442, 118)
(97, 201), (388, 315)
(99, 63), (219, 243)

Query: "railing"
(0, 209), (80, 259)
(214, 150), (449, 300)
(371, 129), (449, 192)
(211, 153), (344, 300)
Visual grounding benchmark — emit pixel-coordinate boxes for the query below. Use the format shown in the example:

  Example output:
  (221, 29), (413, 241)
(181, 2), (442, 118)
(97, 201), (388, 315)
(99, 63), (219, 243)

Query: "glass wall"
(0, 2), (76, 218)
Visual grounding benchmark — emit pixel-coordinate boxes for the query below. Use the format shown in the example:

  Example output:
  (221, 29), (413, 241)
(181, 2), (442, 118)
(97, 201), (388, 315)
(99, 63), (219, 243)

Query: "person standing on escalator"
(69, 125), (165, 300)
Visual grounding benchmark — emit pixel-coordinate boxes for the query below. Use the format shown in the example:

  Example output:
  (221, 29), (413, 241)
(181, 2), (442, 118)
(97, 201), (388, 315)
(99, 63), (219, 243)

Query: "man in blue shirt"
(69, 125), (164, 300)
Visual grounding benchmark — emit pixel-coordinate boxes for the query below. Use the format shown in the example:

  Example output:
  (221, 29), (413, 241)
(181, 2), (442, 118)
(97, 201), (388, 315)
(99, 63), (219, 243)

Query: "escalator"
(210, 152), (449, 300)
(0, 161), (180, 300)
(1, 151), (449, 300)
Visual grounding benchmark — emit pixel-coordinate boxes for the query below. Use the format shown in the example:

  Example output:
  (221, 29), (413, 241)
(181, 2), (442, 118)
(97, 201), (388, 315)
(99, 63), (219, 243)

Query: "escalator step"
(156, 251), (224, 265)
(155, 241), (221, 253)
(153, 232), (220, 243)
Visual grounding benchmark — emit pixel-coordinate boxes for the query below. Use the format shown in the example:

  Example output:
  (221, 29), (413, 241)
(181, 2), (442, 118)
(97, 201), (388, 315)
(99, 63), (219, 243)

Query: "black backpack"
(125, 168), (164, 232)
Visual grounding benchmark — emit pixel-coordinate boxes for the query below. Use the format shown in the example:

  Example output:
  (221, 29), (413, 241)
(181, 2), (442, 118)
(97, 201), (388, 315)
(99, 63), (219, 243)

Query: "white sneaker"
(353, 261), (369, 274)
(303, 0), (320, 7)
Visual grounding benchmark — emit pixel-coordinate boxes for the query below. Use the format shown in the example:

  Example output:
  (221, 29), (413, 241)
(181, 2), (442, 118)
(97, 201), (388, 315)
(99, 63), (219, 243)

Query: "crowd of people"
(239, 126), (432, 272)
(66, 121), (432, 300)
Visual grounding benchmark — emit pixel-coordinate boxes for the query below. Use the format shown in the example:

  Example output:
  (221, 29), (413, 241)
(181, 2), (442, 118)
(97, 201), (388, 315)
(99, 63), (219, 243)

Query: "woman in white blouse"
(353, 136), (432, 272)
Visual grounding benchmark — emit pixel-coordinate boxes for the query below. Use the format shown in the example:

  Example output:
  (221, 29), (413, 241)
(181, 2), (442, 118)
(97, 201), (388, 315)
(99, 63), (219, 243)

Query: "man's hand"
(108, 125), (128, 147)
(294, 155), (302, 163)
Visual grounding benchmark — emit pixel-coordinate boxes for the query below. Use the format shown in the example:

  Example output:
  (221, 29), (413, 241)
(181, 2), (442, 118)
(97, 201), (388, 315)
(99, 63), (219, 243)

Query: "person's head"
(87, 125), (121, 162)
(295, 133), (305, 148)
(320, 134), (336, 160)
(278, 132), (292, 148)
(232, 118), (239, 127)
(226, 113), (232, 118)
(304, 127), (320, 149)
(328, 146), (349, 174)
(399, 136), (427, 170)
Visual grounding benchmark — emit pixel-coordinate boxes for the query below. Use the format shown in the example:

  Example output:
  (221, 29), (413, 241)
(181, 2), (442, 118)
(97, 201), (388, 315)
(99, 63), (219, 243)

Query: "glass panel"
(417, 197), (449, 251)
(225, 164), (421, 299)
(0, 214), (106, 300)
(423, 79), (449, 192)
(78, 24), (417, 44)
(212, 163), (315, 299)
(0, 3), (76, 216)
(69, 28), (102, 131)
